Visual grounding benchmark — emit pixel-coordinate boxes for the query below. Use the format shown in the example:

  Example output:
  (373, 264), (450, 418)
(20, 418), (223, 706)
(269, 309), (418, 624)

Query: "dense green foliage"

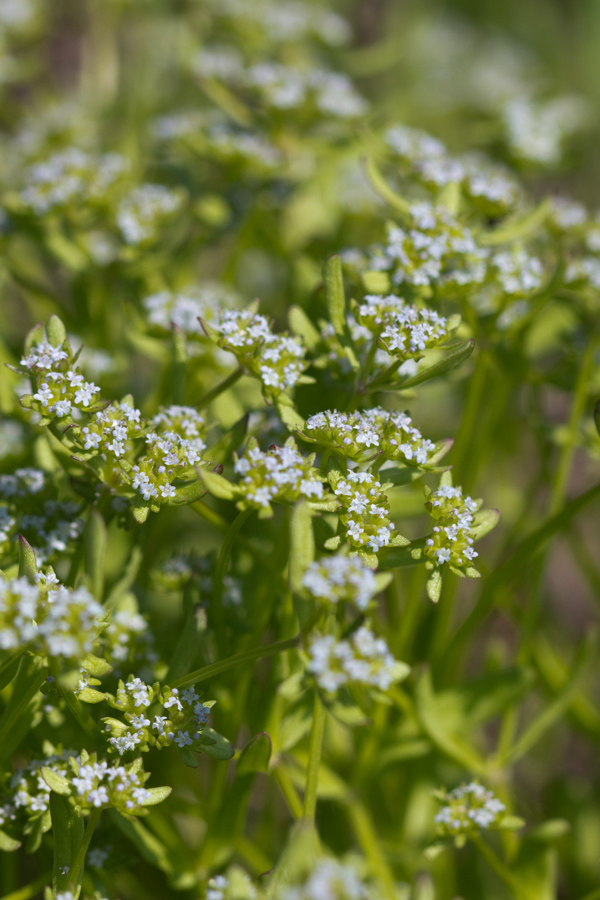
(0, 3), (600, 900)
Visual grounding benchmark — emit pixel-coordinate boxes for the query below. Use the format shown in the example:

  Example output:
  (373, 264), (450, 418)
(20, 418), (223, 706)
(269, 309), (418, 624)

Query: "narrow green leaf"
(289, 306), (320, 350)
(323, 255), (346, 336)
(363, 156), (410, 216)
(141, 786), (173, 805)
(85, 510), (107, 601)
(46, 314), (67, 348)
(199, 469), (236, 500)
(426, 569), (442, 603)
(18, 536), (37, 583)
(237, 732), (272, 775)
(171, 324), (187, 405)
(0, 829), (21, 852)
(197, 728), (235, 760)
(41, 768), (71, 795)
(50, 793), (84, 897)
(289, 501), (315, 593)
(480, 197), (551, 246)
(377, 340), (475, 392)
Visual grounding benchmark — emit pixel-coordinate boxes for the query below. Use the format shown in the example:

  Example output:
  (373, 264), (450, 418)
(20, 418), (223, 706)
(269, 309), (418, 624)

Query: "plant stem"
(0, 650), (24, 684)
(302, 691), (326, 823)
(196, 366), (244, 409)
(50, 660), (101, 740)
(212, 507), (253, 654)
(68, 808), (102, 892)
(0, 873), (51, 900)
(171, 634), (301, 689)
(472, 834), (535, 900)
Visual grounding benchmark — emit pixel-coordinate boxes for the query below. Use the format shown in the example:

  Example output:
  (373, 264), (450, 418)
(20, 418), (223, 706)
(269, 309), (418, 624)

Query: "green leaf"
(196, 727), (235, 760)
(426, 569), (442, 603)
(24, 322), (44, 354)
(471, 508), (501, 541)
(199, 469), (236, 500)
(363, 156), (410, 216)
(322, 689), (371, 728)
(0, 829), (21, 852)
(85, 510), (107, 601)
(41, 767), (71, 795)
(323, 255), (346, 336)
(18, 535), (37, 583)
(76, 687), (106, 704)
(50, 793), (84, 897)
(275, 392), (306, 431)
(480, 197), (551, 246)
(46, 314), (67, 347)
(133, 505), (150, 524)
(80, 655), (113, 677)
(170, 478), (208, 506)
(289, 501), (315, 593)
(171, 324), (187, 405)
(289, 305), (320, 350)
(110, 811), (196, 889)
(141, 786), (173, 806)
(379, 340), (475, 392)
(237, 732), (272, 775)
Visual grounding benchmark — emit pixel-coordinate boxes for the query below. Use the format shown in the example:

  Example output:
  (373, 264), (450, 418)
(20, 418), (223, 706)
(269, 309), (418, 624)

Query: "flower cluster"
(283, 860), (379, 900)
(195, 49), (367, 119)
(101, 609), (157, 671)
(116, 183), (184, 246)
(424, 485), (480, 569)
(205, 0), (352, 47)
(0, 468), (84, 564)
(129, 406), (206, 505)
(43, 752), (170, 816)
(102, 678), (213, 756)
(76, 401), (144, 460)
(368, 205), (486, 289)
(434, 783), (507, 838)
(0, 750), (75, 836)
(330, 471), (403, 554)
(303, 407), (440, 467)
(385, 125), (522, 216)
(306, 625), (405, 693)
(143, 284), (238, 336)
(233, 439), (324, 514)
(302, 555), (377, 611)
(212, 307), (306, 396)
(488, 247), (544, 298)
(18, 148), (129, 215)
(357, 294), (457, 361)
(0, 577), (103, 660)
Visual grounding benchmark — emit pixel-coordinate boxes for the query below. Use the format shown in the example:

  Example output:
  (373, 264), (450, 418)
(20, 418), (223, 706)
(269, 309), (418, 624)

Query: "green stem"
(302, 691), (326, 823)
(50, 660), (101, 740)
(190, 500), (271, 568)
(449, 347), (488, 489)
(67, 808), (102, 892)
(472, 834), (534, 900)
(170, 634), (301, 690)
(0, 650), (24, 683)
(196, 366), (244, 409)
(347, 801), (397, 898)
(0, 668), (47, 761)
(212, 508), (253, 654)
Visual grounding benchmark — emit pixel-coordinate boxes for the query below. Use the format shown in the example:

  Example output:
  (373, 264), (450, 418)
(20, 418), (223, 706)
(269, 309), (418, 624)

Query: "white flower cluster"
(78, 401), (144, 459)
(369, 205), (486, 289)
(143, 283), (237, 335)
(302, 555), (377, 611)
(0, 468), (84, 563)
(434, 782), (506, 837)
(358, 294), (454, 361)
(489, 247), (544, 297)
(565, 256), (600, 290)
(214, 308), (306, 395)
(153, 111), (282, 169)
(385, 126), (521, 215)
(0, 751), (75, 833)
(103, 678), (212, 755)
(129, 405), (206, 505)
(304, 407), (436, 466)
(503, 95), (588, 167)
(116, 183), (183, 245)
(102, 609), (157, 669)
(307, 625), (400, 692)
(549, 196), (587, 234)
(19, 148), (129, 215)
(204, 0), (352, 47)
(283, 860), (378, 900)
(57, 752), (166, 816)
(0, 577), (102, 659)
(233, 439), (323, 512)
(424, 485), (480, 568)
(195, 49), (367, 119)
(332, 472), (396, 553)
(29, 368), (102, 420)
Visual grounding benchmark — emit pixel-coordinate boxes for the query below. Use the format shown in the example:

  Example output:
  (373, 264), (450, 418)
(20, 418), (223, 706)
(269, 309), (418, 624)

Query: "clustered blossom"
(0, 751), (75, 834)
(434, 783), (506, 838)
(503, 95), (588, 167)
(489, 247), (544, 297)
(102, 678), (212, 756)
(332, 472), (398, 553)
(143, 283), (239, 335)
(116, 183), (183, 246)
(49, 752), (169, 816)
(101, 609), (157, 670)
(204, 0), (352, 47)
(302, 555), (377, 611)
(385, 126), (521, 215)
(368, 204), (486, 289)
(306, 625), (402, 692)
(195, 49), (367, 119)
(77, 401), (144, 460)
(0, 468), (84, 563)
(129, 405), (206, 505)
(565, 257), (600, 290)
(304, 407), (438, 466)
(153, 111), (282, 169)
(233, 439), (323, 513)
(213, 308), (306, 395)
(424, 485), (480, 569)
(0, 577), (103, 659)
(283, 860), (378, 900)
(18, 148), (129, 215)
(357, 294), (456, 361)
